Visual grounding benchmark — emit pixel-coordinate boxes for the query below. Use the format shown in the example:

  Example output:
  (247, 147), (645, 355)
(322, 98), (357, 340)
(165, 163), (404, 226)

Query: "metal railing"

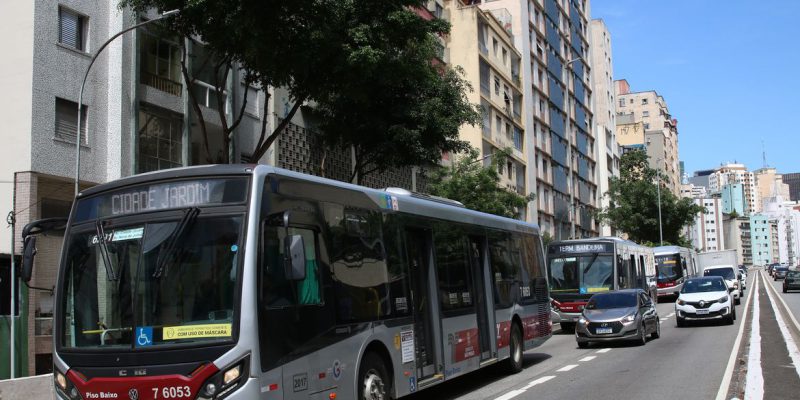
(141, 71), (182, 96)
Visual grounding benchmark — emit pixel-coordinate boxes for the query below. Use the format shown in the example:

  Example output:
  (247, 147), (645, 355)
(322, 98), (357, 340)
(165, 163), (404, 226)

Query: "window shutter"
(59, 8), (82, 50)
(55, 98), (86, 143)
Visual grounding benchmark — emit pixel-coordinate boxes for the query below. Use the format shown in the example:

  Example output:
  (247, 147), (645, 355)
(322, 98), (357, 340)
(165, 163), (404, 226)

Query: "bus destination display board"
(549, 242), (613, 254)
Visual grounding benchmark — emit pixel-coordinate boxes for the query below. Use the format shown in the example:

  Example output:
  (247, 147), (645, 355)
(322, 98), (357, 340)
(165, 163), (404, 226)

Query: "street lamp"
(74, 9), (180, 195)
(565, 57), (583, 240)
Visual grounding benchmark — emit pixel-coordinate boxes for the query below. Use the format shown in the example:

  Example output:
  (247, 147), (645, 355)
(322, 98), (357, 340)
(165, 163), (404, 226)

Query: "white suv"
(676, 276), (736, 327)
(702, 265), (742, 304)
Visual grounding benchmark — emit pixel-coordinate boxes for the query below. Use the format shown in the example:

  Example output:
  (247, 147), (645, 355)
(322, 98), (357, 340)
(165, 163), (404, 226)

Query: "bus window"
(261, 226), (322, 307)
(489, 233), (517, 308)
(434, 224), (474, 313)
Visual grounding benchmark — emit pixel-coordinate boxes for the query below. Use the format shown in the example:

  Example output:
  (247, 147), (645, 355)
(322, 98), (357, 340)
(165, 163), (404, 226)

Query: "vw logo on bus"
(128, 388), (139, 400)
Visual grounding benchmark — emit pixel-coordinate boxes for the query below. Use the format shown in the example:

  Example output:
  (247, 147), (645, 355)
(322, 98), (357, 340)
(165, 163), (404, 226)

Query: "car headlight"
(717, 296), (729, 303)
(676, 299), (685, 306)
(621, 314), (636, 324)
(578, 317), (588, 325)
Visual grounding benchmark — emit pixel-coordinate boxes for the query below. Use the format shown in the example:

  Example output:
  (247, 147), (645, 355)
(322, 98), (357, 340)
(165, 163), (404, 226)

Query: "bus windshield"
(656, 254), (682, 283)
(549, 254), (614, 294)
(60, 214), (243, 350)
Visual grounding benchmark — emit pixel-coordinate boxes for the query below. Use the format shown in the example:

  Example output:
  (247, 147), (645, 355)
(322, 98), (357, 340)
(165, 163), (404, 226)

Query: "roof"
(79, 164), (254, 197)
(654, 245), (692, 256)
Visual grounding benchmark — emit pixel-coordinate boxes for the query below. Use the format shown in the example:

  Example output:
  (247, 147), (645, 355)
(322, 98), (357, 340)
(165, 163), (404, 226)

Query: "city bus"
(547, 238), (655, 331)
(653, 246), (697, 298)
(20, 164), (551, 400)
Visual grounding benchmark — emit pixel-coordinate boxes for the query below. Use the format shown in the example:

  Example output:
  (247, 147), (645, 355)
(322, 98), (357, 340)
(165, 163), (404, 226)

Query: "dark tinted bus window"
(383, 214), (411, 317)
(521, 235), (547, 302)
(434, 224), (474, 312)
(489, 233), (518, 308)
(325, 205), (390, 322)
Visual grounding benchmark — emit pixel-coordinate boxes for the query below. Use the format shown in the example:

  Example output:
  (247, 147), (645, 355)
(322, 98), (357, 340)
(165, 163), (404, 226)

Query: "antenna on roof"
(762, 140), (768, 168)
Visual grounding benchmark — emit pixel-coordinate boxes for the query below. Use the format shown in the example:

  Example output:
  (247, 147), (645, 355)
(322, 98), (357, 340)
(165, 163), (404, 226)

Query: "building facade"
(782, 172), (800, 202)
(750, 214), (775, 266)
(754, 167), (790, 211)
(589, 19), (619, 236)
(721, 183), (746, 215)
(688, 198), (725, 252)
(709, 163), (759, 216)
(613, 79), (680, 195)
(723, 216), (753, 266)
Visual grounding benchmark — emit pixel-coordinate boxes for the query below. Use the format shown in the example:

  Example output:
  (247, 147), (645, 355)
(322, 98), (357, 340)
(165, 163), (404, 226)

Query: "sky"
(591, 0), (800, 177)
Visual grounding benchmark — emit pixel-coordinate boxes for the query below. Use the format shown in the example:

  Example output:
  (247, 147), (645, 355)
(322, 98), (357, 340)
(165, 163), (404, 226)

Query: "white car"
(676, 276), (736, 327)
(702, 265), (742, 304)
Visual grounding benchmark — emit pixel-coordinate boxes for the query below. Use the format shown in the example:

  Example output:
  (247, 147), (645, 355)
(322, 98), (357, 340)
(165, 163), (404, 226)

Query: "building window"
(138, 104), (183, 173)
(140, 31), (183, 96)
(641, 98), (648, 105)
(55, 98), (87, 143)
(642, 110), (649, 117)
(59, 6), (87, 51)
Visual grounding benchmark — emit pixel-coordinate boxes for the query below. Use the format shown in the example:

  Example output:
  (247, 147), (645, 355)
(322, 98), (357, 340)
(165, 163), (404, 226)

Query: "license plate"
(596, 328), (613, 334)
(696, 309), (709, 315)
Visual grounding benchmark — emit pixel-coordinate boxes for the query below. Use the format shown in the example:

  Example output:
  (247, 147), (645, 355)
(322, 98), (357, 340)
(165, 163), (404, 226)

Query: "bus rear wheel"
(504, 323), (524, 374)
(359, 352), (392, 400)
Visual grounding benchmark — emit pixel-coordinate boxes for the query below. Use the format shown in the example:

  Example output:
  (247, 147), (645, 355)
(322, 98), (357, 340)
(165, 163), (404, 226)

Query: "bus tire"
(359, 352), (393, 400)
(504, 323), (524, 374)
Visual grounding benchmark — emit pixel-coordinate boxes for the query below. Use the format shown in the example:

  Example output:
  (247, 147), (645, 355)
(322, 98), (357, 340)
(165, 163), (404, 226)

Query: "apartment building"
(723, 216), (753, 266)
(721, 183), (746, 215)
(681, 183), (707, 199)
(445, 2), (529, 219)
(782, 172), (800, 202)
(708, 163), (759, 216)
(613, 79), (680, 195)
(688, 198), (725, 252)
(754, 167), (790, 211)
(750, 214), (775, 266)
(589, 19), (619, 236)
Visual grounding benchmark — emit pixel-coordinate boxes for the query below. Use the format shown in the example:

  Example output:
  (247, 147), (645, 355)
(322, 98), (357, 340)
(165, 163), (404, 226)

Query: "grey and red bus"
(547, 238), (656, 331)
(653, 246), (698, 297)
(22, 164), (551, 400)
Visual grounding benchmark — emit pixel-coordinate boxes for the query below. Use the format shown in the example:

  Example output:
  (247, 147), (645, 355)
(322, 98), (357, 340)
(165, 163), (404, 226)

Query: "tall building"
(589, 19), (620, 236)
(687, 198), (725, 252)
(723, 216), (753, 266)
(760, 195), (800, 265)
(754, 167), (790, 210)
(782, 172), (800, 202)
(614, 79), (680, 195)
(721, 183), (746, 215)
(681, 183), (707, 199)
(462, 0), (598, 239)
(750, 214), (775, 266)
(445, 2), (529, 219)
(687, 169), (715, 190)
(708, 163), (759, 216)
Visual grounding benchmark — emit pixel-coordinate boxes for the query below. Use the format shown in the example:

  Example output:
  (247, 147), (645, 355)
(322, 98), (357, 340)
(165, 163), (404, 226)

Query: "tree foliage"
(597, 150), (703, 246)
(427, 148), (534, 219)
(122, 0), (479, 178)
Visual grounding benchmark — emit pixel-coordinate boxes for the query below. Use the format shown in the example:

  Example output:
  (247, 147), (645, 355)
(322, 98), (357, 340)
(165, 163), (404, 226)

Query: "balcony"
(141, 72), (183, 96)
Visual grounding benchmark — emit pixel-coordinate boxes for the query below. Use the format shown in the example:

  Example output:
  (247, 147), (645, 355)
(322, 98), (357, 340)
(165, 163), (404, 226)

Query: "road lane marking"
(666, 312), (675, 318)
(596, 348), (611, 353)
(715, 269), (757, 400)
(744, 272), (764, 400)
(494, 389), (525, 400)
(660, 318), (668, 322)
(557, 364), (579, 372)
(520, 375), (556, 390)
(579, 356), (596, 362)
(763, 276), (800, 380)
(764, 274), (800, 333)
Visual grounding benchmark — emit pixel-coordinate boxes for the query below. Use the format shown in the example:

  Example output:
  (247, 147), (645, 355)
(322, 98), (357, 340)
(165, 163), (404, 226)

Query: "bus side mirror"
(284, 234), (306, 281)
(21, 236), (37, 283)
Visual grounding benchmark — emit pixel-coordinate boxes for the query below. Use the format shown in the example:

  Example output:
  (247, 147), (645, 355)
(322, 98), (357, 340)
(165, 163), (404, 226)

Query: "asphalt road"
(406, 276), (751, 400)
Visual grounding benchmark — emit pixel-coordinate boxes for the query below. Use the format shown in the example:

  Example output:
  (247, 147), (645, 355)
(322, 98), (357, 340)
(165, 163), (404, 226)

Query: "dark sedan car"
(575, 289), (660, 348)
(784, 270), (800, 292)
(774, 266), (789, 281)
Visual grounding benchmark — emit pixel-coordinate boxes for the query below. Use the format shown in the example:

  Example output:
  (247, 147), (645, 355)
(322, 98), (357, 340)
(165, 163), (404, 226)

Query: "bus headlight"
(199, 354), (250, 400)
(55, 371), (67, 391)
(54, 369), (81, 400)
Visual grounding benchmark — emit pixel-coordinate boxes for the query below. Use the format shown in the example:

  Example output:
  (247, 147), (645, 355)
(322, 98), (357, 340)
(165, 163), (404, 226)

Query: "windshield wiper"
(153, 207), (200, 278)
(95, 220), (119, 281)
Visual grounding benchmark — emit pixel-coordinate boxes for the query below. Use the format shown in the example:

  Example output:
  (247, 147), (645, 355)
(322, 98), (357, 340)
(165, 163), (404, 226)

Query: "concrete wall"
(0, 374), (54, 400)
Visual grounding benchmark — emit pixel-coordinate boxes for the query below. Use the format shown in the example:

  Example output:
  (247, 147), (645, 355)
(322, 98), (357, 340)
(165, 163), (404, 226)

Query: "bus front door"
(406, 228), (440, 380)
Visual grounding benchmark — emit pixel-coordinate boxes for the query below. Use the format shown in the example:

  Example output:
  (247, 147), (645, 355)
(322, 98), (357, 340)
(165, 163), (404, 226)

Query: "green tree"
(597, 150), (703, 245)
(427, 148), (534, 219)
(123, 0), (479, 179)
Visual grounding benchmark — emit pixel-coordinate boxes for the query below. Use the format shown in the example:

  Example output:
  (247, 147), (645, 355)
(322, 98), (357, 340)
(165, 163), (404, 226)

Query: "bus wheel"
(504, 323), (524, 374)
(359, 352), (392, 400)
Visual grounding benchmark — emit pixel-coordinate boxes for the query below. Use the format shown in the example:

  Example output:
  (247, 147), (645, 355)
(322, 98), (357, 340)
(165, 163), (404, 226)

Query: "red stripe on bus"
(66, 363), (218, 400)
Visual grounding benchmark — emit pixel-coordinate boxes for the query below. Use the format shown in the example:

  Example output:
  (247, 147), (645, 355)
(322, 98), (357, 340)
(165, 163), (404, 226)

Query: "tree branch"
(180, 39), (212, 163)
(251, 96), (306, 161)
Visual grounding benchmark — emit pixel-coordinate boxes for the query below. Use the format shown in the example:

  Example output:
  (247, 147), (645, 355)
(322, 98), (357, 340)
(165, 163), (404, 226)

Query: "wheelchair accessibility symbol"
(136, 327), (153, 347)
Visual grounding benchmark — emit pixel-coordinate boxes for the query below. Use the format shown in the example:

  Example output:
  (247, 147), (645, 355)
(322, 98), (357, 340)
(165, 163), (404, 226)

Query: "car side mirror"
(284, 234), (307, 281)
(728, 287), (735, 293)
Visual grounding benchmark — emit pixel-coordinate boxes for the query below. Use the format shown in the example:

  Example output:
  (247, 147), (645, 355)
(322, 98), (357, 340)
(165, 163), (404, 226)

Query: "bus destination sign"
(551, 243), (613, 254)
(75, 178), (248, 222)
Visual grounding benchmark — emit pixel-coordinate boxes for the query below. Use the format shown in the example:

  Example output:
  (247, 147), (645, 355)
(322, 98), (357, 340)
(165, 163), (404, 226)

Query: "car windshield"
(682, 279), (726, 293)
(703, 268), (735, 280)
(777, 267), (788, 272)
(787, 271), (800, 278)
(60, 214), (243, 350)
(586, 293), (637, 310)
(549, 254), (614, 294)
(656, 254), (682, 283)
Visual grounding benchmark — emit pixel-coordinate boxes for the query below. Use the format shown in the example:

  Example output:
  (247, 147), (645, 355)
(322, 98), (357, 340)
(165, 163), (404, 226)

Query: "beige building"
(589, 19), (619, 236)
(614, 79), (680, 195)
(754, 167), (791, 210)
(709, 163), (759, 216)
(445, 1), (529, 219)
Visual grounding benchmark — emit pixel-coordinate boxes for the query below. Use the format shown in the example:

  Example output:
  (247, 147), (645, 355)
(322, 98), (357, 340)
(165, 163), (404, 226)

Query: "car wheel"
(733, 306), (737, 320)
(636, 323), (647, 346)
(560, 322), (574, 333)
(358, 352), (392, 400)
(784, 287), (788, 293)
(651, 319), (661, 339)
(577, 340), (589, 349)
(504, 323), (524, 374)
(735, 297), (741, 305)
(676, 317), (685, 328)
(726, 313), (735, 325)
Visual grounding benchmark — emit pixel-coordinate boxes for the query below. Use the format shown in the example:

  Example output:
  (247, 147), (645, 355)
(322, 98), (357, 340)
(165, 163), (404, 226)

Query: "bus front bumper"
(657, 282), (683, 296)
